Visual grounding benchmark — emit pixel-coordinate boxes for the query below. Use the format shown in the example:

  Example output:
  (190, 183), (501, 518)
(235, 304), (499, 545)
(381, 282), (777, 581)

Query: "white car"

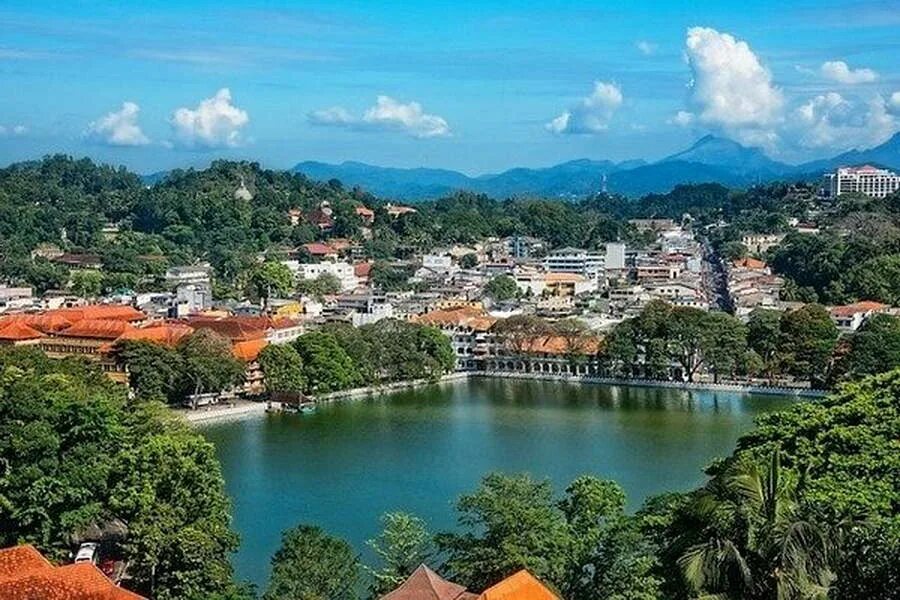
(74, 542), (98, 564)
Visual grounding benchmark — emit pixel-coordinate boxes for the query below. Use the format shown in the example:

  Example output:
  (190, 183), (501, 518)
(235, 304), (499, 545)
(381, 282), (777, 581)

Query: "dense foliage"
(257, 319), (455, 396)
(0, 348), (242, 599)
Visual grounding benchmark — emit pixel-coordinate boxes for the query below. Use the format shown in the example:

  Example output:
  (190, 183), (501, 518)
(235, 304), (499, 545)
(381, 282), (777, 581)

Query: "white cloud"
(170, 88), (249, 149)
(85, 102), (150, 146)
(308, 95), (450, 138)
(820, 60), (878, 85)
(888, 91), (900, 112)
(636, 40), (657, 56)
(670, 110), (695, 127)
(546, 81), (623, 135)
(683, 27), (783, 145)
(0, 124), (27, 137)
(789, 92), (898, 150)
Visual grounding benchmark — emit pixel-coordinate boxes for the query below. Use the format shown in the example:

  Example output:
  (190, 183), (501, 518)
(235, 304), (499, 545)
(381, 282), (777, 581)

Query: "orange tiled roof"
(354, 262), (373, 278)
(303, 242), (337, 255)
(522, 335), (601, 356)
(114, 323), (195, 347)
(233, 338), (268, 362)
(356, 206), (375, 218)
(414, 307), (497, 332)
(53, 305), (146, 323)
(57, 319), (134, 340)
(0, 313), (74, 334)
(0, 545), (146, 600)
(381, 565), (477, 600)
(732, 257), (767, 270)
(830, 301), (888, 317)
(543, 273), (586, 283)
(478, 570), (558, 600)
(0, 320), (44, 341)
(183, 316), (267, 341)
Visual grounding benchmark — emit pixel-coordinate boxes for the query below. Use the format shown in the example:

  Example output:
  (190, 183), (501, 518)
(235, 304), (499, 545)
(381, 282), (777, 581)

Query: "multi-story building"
(825, 165), (900, 198)
(604, 243), (626, 270)
(283, 261), (359, 291)
(542, 247), (604, 279)
(741, 233), (785, 255)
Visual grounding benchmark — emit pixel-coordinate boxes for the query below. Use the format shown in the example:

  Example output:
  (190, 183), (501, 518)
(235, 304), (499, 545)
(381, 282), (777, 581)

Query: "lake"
(200, 377), (795, 586)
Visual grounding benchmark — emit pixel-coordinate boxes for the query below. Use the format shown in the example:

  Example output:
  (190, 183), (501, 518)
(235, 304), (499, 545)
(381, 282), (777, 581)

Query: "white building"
(165, 264), (212, 286)
(741, 233), (784, 255)
(283, 261), (359, 292)
(825, 165), (900, 198)
(422, 254), (453, 271)
(605, 243), (626, 270)
(543, 247), (604, 279)
(0, 286), (34, 312)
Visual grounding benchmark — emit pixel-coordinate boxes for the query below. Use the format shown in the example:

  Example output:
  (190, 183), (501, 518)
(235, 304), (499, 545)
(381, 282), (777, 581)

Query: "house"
(0, 544), (146, 600)
(478, 570), (559, 600)
(741, 233), (784, 255)
(301, 242), (339, 260)
(355, 205), (375, 224)
(52, 253), (103, 269)
(829, 301), (888, 332)
(385, 203), (417, 218)
(0, 286), (34, 312)
(285, 261), (359, 291)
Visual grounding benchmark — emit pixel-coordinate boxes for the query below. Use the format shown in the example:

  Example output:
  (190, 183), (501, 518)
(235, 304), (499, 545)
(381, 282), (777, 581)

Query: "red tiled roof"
(381, 565), (476, 600)
(355, 206), (374, 218)
(354, 262), (373, 278)
(57, 319), (134, 340)
(414, 307), (497, 332)
(0, 313), (74, 334)
(478, 571), (558, 600)
(0, 545), (146, 600)
(183, 316), (266, 342)
(522, 335), (602, 356)
(830, 301), (888, 317)
(0, 321), (44, 341)
(732, 257), (767, 270)
(303, 242), (337, 256)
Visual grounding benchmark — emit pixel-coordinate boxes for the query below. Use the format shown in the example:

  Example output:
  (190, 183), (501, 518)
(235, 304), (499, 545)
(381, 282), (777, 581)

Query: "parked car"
(74, 542), (98, 564)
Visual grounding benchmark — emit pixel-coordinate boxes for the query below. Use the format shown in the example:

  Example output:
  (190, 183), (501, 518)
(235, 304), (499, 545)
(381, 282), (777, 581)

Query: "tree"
(292, 332), (359, 393)
(70, 269), (103, 298)
(493, 315), (552, 356)
(723, 240), (748, 261)
(841, 254), (900, 305)
(258, 344), (305, 393)
(666, 307), (708, 382)
(0, 348), (240, 600)
(459, 253), (478, 269)
(834, 313), (900, 381)
(746, 309), (782, 379)
(296, 273), (341, 299)
(250, 261), (294, 307)
(778, 304), (838, 385)
(675, 453), (835, 600)
(178, 330), (246, 398)
(436, 473), (570, 591)
(416, 325), (456, 377)
(113, 339), (183, 402)
(702, 311), (747, 382)
(554, 318), (592, 365)
(367, 512), (433, 598)
(484, 275), (518, 302)
(263, 525), (359, 600)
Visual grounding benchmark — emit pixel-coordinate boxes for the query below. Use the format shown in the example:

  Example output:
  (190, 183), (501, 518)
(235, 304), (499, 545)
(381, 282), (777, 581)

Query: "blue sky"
(0, 0), (898, 174)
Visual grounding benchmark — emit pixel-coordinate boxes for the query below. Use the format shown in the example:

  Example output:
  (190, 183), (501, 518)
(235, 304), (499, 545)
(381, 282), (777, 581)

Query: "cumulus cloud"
(170, 88), (249, 149)
(670, 110), (695, 127)
(820, 60), (878, 85)
(85, 102), (150, 146)
(546, 81), (623, 135)
(308, 95), (450, 138)
(891, 91), (900, 112)
(683, 27), (783, 145)
(0, 124), (27, 137)
(636, 40), (657, 56)
(789, 92), (898, 150)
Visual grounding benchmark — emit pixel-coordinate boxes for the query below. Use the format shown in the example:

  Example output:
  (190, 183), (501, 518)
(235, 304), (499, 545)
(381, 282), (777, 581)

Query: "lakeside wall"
(184, 371), (824, 424)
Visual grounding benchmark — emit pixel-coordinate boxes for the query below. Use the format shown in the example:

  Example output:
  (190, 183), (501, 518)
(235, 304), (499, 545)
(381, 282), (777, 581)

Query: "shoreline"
(179, 371), (825, 425)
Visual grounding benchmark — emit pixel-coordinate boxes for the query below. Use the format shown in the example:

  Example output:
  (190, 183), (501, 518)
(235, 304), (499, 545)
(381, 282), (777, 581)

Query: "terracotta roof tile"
(0, 321), (45, 341)
(53, 305), (146, 323)
(381, 565), (475, 600)
(0, 313), (74, 334)
(414, 307), (497, 332)
(114, 324), (195, 347)
(57, 319), (134, 340)
(478, 570), (558, 600)
(233, 338), (268, 362)
(830, 301), (888, 317)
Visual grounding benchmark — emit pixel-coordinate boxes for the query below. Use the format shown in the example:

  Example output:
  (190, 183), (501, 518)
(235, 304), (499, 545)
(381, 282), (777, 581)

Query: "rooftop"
(381, 564), (477, 600)
(478, 570), (558, 600)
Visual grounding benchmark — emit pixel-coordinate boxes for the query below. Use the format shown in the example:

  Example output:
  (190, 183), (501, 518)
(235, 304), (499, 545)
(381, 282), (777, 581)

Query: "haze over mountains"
(294, 133), (900, 200)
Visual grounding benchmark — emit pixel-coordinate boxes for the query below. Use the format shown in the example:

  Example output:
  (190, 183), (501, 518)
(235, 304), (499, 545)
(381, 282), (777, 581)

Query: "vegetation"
(263, 525), (359, 600)
(0, 347), (242, 600)
(257, 319), (455, 396)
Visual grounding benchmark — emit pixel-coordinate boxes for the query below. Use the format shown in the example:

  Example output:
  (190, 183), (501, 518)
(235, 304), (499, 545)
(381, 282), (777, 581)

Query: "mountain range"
(292, 133), (900, 200)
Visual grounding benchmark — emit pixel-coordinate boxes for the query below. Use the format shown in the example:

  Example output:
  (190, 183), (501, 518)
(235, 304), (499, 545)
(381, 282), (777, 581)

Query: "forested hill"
(4, 154), (900, 309)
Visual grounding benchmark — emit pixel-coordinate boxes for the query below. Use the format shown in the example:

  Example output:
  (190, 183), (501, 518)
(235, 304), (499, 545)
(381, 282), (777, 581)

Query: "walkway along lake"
(200, 377), (797, 586)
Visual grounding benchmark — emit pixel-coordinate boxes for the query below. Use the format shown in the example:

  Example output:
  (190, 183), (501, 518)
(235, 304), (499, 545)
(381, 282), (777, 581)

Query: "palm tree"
(677, 452), (835, 600)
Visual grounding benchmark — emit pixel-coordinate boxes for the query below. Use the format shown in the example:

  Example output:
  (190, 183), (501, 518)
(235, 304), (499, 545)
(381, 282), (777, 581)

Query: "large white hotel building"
(825, 165), (900, 198)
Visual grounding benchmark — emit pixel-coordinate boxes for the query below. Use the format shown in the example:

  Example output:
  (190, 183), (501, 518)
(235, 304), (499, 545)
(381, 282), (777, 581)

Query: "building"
(542, 247), (604, 278)
(605, 242), (625, 270)
(381, 564), (477, 600)
(412, 306), (497, 370)
(284, 261), (359, 291)
(165, 264), (212, 286)
(825, 165), (900, 198)
(829, 301), (888, 332)
(479, 570), (558, 600)
(514, 271), (597, 297)
(0, 544), (145, 600)
(741, 233), (784, 255)
(0, 286), (34, 312)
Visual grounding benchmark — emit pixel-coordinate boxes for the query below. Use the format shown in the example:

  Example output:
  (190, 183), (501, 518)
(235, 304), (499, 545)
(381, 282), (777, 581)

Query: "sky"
(0, 0), (898, 175)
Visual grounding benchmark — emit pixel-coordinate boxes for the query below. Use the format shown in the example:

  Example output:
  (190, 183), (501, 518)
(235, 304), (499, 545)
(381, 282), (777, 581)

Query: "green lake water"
(200, 378), (795, 586)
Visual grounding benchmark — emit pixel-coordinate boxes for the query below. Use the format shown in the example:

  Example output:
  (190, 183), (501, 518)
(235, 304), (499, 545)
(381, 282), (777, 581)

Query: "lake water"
(200, 378), (795, 586)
